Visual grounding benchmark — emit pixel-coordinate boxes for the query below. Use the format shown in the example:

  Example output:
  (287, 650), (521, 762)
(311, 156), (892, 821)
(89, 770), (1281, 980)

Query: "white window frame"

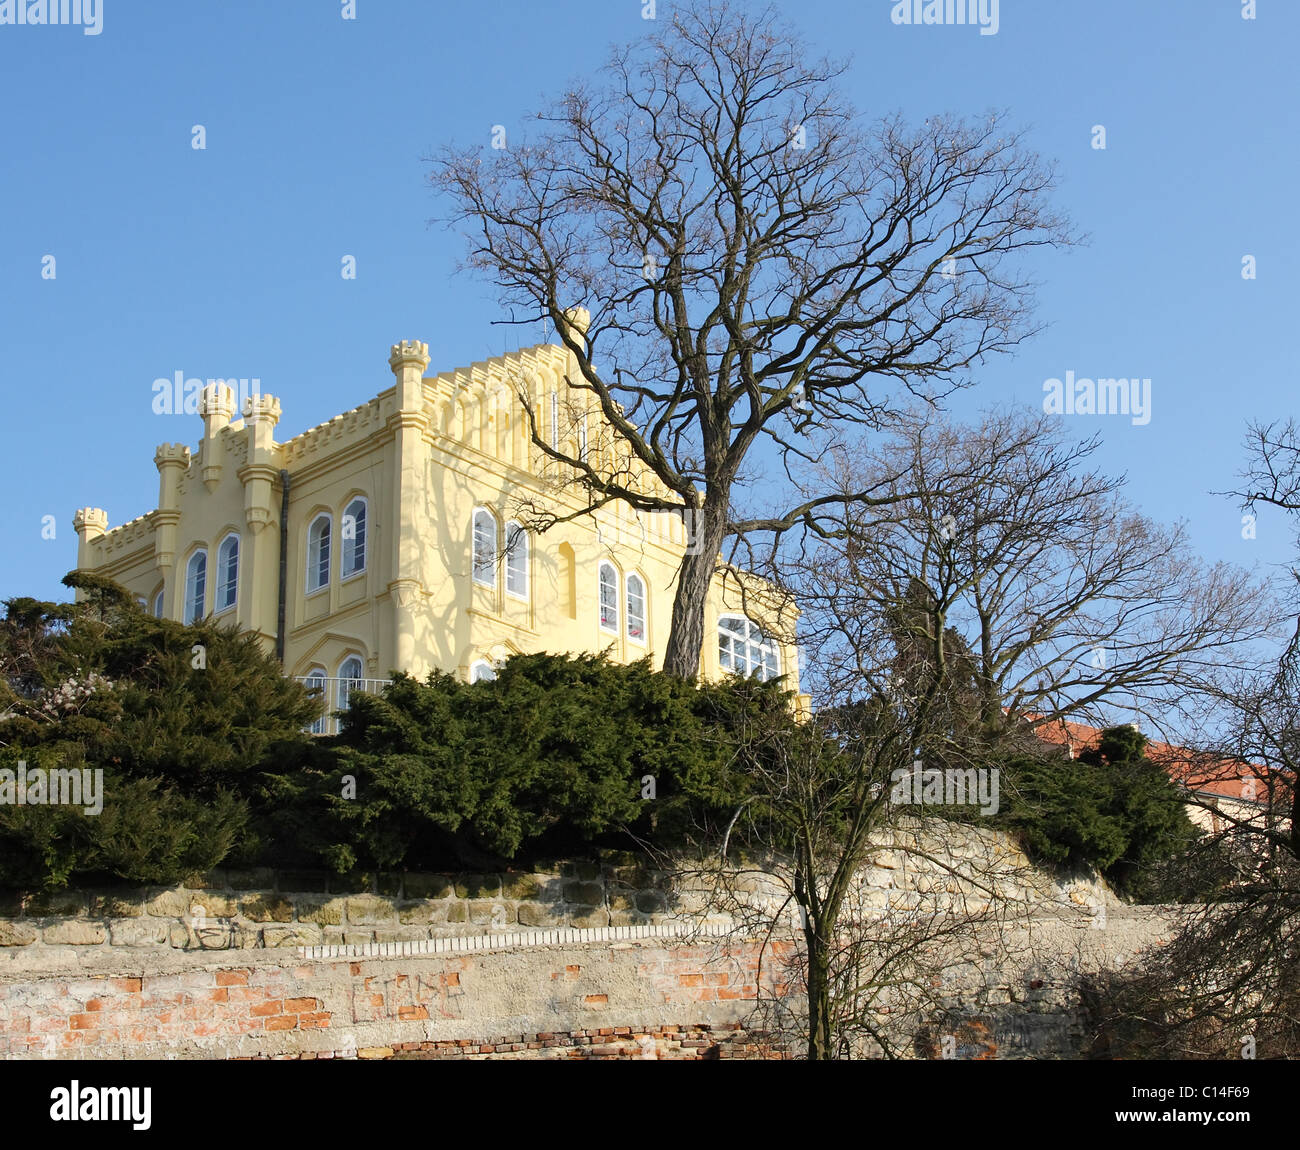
(718, 614), (780, 682)
(306, 513), (332, 594)
(304, 665), (328, 735)
(505, 521), (529, 600)
(598, 561), (619, 634)
(184, 549), (207, 624)
(337, 655), (365, 712)
(472, 507), (497, 589)
(152, 588), (165, 619)
(215, 532), (239, 613)
(341, 497), (367, 579)
(626, 571), (647, 645)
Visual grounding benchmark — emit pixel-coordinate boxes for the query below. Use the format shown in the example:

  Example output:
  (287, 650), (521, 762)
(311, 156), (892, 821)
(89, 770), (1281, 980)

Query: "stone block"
(239, 895), (293, 923)
(0, 921), (37, 946)
(263, 924), (322, 948)
(109, 919), (169, 947)
(570, 908), (610, 928)
(500, 873), (545, 900)
(297, 897), (346, 926)
(516, 903), (560, 928)
(185, 893), (237, 918)
(345, 896), (398, 925)
(634, 891), (666, 914)
(444, 903), (467, 924)
(397, 901), (447, 926)
(88, 890), (145, 918)
(469, 900), (514, 927)
(145, 889), (195, 918)
(24, 890), (86, 916)
(402, 873), (451, 900)
(561, 860), (601, 880)
(563, 881), (604, 907)
(453, 874), (500, 899)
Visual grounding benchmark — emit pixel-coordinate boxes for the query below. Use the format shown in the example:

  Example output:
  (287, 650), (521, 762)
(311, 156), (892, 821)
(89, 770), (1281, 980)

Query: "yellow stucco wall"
(71, 332), (803, 698)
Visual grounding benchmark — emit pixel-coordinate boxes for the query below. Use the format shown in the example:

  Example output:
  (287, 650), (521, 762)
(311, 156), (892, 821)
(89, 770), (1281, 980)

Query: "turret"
(239, 394), (282, 534)
(199, 384), (236, 491)
(72, 507), (109, 577)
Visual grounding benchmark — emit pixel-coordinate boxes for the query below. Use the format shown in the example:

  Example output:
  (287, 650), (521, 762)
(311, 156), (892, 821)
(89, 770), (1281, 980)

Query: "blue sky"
(1, 0), (1295, 605)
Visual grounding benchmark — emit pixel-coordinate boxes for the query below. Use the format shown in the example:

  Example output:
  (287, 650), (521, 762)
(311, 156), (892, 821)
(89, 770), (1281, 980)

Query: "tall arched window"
(577, 412), (589, 460)
(184, 549), (207, 624)
(307, 514), (331, 593)
(152, 588), (164, 619)
(549, 389), (559, 450)
(626, 572), (646, 644)
(337, 655), (364, 713)
(718, 616), (779, 681)
(598, 562), (619, 633)
(505, 521), (529, 600)
(470, 660), (497, 683)
(216, 533), (239, 612)
(472, 508), (497, 588)
(304, 666), (327, 735)
(341, 497), (367, 578)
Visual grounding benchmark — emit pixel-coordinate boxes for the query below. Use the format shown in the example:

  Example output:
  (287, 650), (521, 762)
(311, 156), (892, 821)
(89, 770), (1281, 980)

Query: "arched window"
(577, 412), (589, 460)
(152, 588), (164, 618)
(626, 572), (646, 644)
(470, 660), (497, 683)
(307, 514), (331, 593)
(341, 497), (367, 578)
(337, 655), (365, 712)
(216, 533), (239, 612)
(304, 666), (327, 735)
(505, 521), (529, 599)
(472, 508), (497, 588)
(598, 562), (619, 633)
(549, 389), (559, 450)
(184, 549), (207, 624)
(718, 616), (780, 681)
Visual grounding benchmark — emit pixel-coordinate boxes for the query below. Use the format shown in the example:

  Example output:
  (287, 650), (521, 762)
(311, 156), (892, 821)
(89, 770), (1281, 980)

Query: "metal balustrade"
(293, 675), (388, 735)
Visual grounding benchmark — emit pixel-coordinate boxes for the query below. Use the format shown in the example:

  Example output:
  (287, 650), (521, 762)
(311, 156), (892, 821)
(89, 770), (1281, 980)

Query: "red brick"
(69, 1014), (98, 1030)
(216, 970), (250, 987)
(112, 978), (143, 993)
(298, 1013), (331, 1029)
(397, 1006), (429, 1021)
(265, 1016), (298, 1031)
(284, 997), (319, 1013)
(249, 1000), (283, 1018)
(584, 995), (608, 1007)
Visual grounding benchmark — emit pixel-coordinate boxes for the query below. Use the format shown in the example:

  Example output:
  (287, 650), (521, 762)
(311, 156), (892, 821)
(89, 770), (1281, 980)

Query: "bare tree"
(782, 407), (1274, 743)
(429, 0), (1073, 677)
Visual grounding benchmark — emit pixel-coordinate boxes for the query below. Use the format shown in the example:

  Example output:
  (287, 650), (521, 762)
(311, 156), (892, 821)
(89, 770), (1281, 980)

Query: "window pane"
(343, 500), (366, 576)
(473, 512), (496, 586)
(599, 566), (618, 630)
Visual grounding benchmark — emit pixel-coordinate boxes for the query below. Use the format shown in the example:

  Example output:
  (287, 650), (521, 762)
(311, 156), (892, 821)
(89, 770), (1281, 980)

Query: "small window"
(304, 666), (328, 735)
(470, 660), (497, 683)
(152, 589), (164, 618)
(216, 533), (239, 612)
(472, 508), (497, 588)
(338, 655), (364, 712)
(626, 572), (646, 644)
(719, 616), (780, 682)
(505, 521), (529, 600)
(578, 412), (589, 460)
(599, 562), (619, 633)
(184, 550), (207, 624)
(341, 498), (367, 578)
(307, 514), (331, 593)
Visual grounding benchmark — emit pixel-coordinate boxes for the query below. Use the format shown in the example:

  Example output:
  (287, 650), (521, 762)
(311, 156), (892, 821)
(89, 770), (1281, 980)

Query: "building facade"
(71, 317), (803, 722)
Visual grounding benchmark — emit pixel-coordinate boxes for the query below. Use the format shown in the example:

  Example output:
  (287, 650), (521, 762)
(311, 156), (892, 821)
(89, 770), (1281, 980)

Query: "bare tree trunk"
(805, 924), (833, 1060)
(662, 501), (728, 679)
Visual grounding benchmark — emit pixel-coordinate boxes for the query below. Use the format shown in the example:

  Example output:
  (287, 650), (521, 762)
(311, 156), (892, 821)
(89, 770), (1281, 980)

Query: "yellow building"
(72, 314), (803, 728)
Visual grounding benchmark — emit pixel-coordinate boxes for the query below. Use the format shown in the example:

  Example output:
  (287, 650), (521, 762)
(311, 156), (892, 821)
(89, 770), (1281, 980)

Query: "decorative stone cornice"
(72, 508), (108, 538)
(388, 340), (430, 374)
(154, 443), (191, 471)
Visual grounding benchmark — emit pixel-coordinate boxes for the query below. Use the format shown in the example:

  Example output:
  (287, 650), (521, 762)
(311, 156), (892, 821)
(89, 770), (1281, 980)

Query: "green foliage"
(0, 575), (317, 889)
(292, 652), (783, 871)
(993, 725), (1199, 897)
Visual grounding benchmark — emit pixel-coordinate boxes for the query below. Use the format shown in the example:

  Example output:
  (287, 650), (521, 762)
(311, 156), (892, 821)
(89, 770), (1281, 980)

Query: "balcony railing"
(293, 675), (388, 735)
